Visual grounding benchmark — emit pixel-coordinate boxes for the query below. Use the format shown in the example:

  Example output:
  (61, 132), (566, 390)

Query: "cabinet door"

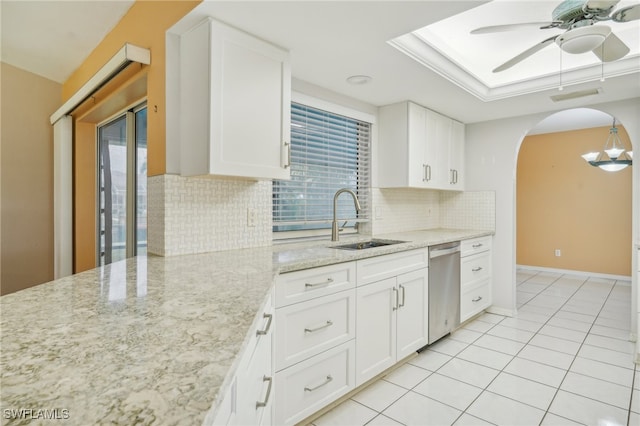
(355, 278), (397, 386)
(396, 268), (429, 360)
(448, 120), (465, 189)
(424, 109), (450, 189)
(407, 102), (427, 187)
(210, 20), (291, 179)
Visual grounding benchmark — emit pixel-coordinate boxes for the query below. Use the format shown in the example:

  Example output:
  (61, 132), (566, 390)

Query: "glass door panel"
(135, 107), (147, 257)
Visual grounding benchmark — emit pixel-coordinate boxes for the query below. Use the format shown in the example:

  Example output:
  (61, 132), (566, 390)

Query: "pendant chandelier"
(581, 118), (633, 172)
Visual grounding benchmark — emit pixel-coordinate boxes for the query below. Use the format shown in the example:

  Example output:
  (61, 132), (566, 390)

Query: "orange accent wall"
(516, 126), (632, 276)
(62, 0), (200, 176)
(64, 0), (200, 271)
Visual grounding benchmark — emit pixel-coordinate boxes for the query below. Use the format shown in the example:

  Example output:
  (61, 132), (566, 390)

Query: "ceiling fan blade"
(471, 21), (561, 34)
(611, 4), (640, 22)
(493, 35), (558, 73)
(592, 32), (630, 62)
(584, 0), (620, 15)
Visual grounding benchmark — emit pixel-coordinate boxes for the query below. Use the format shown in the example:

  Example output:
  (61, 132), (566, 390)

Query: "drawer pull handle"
(256, 313), (273, 336)
(472, 296), (483, 303)
(472, 243), (483, 248)
(304, 320), (333, 333)
(305, 278), (334, 288)
(399, 285), (406, 308)
(472, 267), (483, 272)
(256, 375), (273, 409)
(304, 375), (333, 392)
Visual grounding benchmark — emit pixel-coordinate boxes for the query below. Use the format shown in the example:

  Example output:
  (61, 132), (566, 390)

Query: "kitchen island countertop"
(0, 228), (492, 425)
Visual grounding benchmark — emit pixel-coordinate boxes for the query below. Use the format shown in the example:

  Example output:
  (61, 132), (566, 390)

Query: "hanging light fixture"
(581, 118), (633, 172)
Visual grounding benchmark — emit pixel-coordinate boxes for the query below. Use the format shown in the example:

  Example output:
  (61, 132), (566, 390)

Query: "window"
(97, 104), (147, 265)
(273, 102), (371, 237)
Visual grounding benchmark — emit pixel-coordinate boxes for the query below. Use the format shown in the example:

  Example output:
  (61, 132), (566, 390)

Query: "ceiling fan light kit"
(471, 0), (640, 73)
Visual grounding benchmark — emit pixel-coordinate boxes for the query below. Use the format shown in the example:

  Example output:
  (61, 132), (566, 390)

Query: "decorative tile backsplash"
(148, 174), (495, 257)
(371, 188), (495, 235)
(148, 174), (272, 256)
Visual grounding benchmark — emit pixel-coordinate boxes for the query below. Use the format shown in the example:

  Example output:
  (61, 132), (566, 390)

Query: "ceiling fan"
(471, 0), (640, 72)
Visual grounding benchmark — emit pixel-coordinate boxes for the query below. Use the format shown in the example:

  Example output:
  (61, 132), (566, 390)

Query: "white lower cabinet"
(355, 268), (429, 386)
(274, 341), (355, 425)
(460, 236), (493, 322)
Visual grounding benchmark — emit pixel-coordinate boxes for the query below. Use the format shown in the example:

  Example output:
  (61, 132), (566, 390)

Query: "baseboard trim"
(516, 264), (631, 283)
(487, 306), (516, 318)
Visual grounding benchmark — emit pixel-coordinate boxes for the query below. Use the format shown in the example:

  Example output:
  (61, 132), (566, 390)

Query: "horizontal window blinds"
(273, 103), (371, 232)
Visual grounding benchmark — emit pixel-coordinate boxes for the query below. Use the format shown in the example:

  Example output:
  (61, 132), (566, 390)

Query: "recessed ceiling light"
(346, 75), (372, 85)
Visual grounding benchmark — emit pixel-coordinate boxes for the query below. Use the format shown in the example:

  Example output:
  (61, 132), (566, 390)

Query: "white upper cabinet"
(179, 18), (291, 180)
(378, 101), (465, 191)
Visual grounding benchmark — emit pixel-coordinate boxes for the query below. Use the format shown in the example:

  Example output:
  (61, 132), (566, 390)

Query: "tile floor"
(310, 268), (638, 426)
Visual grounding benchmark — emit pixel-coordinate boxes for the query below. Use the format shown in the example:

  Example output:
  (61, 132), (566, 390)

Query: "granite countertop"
(0, 228), (491, 425)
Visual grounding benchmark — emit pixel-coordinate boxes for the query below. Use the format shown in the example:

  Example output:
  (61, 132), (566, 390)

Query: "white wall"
(465, 97), (640, 358)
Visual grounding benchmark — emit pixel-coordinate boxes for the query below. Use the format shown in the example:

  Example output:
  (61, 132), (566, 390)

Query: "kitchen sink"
(333, 239), (406, 250)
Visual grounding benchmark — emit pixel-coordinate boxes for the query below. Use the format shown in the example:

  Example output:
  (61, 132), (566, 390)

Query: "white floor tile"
(516, 281), (548, 294)
(382, 363), (431, 390)
(449, 328), (483, 344)
(437, 358), (499, 389)
(461, 320), (495, 334)
(527, 294), (567, 310)
(570, 356), (634, 388)
(365, 414), (403, 426)
(504, 357), (567, 388)
(427, 337), (468, 357)
(476, 312), (505, 324)
(539, 412), (583, 425)
(513, 310), (551, 324)
(548, 390), (629, 426)
(466, 391), (546, 426)
(589, 324), (630, 341)
(518, 344), (574, 370)
(631, 388), (640, 414)
(578, 344), (636, 369)
(560, 372), (632, 410)
(351, 379), (407, 412)
(518, 304), (558, 317)
(499, 317), (543, 333)
(312, 399), (377, 426)
(595, 316), (631, 331)
(487, 372), (556, 410)
(473, 334), (525, 356)
(486, 324), (534, 343)
(635, 370), (640, 390)
(630, 411), (640, 426)
(457, 344), (513, 370)
(584, 334), (635, 354)
(413, 372), (483, 411)
(408, 349), (451, 372)
(547, 316), (592, 332)
(538, 324), (587, 343)
(528, 334), (581, 355)
(453, 413), (493, 426)
(382, 391), (461, 426)
(552, 310), (595, 324)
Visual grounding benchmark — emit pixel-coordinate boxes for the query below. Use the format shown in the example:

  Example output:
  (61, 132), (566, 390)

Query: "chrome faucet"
(331, 188), (362, 241)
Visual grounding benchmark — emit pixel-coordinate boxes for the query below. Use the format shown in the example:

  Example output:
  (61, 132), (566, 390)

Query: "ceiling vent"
(550, 87), (602, 102)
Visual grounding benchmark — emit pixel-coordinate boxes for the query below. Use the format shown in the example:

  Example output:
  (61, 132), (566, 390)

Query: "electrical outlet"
(555, 249), (561, 257)
(247, 208), (257, 227)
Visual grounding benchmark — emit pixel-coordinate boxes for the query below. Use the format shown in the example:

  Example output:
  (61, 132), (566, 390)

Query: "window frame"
(272, 93), (375, 241)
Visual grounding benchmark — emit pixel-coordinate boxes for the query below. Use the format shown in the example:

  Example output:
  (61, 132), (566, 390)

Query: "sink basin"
(333, 239), (406, 250)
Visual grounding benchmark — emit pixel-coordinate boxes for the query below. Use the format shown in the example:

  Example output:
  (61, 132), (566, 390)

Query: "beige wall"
(0, 62), (61, 295)
(517, 125), (632, 276)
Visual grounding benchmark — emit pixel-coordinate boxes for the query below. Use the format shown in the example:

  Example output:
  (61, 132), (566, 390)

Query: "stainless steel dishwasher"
(428, 241), (461, 344)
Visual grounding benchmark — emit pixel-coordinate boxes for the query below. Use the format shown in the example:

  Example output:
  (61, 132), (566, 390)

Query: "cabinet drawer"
(274, 341), (355, 426)
(357, 249), (428, 286)
(461, 251), (491, 286)
(461, 236), (491, 257)
(275, 262), (356, 308)
(460, 279), (492, 323)
(275, 290), (355, 371)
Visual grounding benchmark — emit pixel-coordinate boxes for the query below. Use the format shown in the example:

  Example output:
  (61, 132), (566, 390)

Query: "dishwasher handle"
(429, 242), (461, 259)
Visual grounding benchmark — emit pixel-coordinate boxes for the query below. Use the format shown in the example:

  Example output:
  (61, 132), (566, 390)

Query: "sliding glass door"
(97, 104), (147, 266)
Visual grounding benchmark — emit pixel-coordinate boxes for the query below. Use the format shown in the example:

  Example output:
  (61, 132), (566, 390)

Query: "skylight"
(389, 0), (640, 101)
